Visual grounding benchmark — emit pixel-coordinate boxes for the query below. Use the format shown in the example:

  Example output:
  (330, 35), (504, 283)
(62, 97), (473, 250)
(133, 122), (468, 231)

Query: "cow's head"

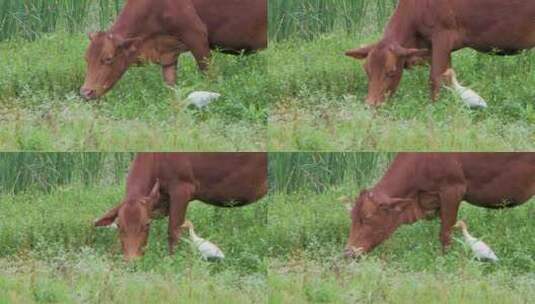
(80, 32), (142, 99)
(346, 43), (429, 106)
(94, 180), (161, 261)
(345, 190), (418, 258)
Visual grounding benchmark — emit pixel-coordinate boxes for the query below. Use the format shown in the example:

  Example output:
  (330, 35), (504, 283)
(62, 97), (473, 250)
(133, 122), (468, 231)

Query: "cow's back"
(192, 0), (267, 51)
(427, 0), (535, 50)
(377, 153), (535, 207)
(457, 153), (535, 206)
(152, 153), (267, 206)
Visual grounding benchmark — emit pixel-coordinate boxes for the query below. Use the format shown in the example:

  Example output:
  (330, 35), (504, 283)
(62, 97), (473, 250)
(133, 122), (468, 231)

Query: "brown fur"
(346, 0), (535, 106)
(346, 153), (535, 257)
(81, 0), (267, 99)
(94, 153), (268, 261)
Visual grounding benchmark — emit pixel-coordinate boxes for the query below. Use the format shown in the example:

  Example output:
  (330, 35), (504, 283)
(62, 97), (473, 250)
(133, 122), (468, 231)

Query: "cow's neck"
(373, 156), (419, 200)
(110, 0), (153, 40)
(382, 0), (419, 48)
(124, 154), (159, 202)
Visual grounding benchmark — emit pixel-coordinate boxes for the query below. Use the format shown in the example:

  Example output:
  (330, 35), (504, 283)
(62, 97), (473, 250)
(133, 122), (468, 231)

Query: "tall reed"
(0, 0), (124, 41)
(0, 153), (133, 194)
(269, 153), (393, 194)
(269, 0), (397, 41)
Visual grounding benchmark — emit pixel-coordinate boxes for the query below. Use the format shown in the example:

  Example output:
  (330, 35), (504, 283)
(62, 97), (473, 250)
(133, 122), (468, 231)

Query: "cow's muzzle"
(80, 87), (97, 100)
(344, 246), (364, 259)
(365, 96), (386, 107)
(123, 253), (142, 262)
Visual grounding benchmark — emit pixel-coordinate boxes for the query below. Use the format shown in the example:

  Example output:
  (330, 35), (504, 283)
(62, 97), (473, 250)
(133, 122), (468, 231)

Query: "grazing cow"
(93, 153), (268, 261)
(345, 153), (535, 258)
(346, 0), (535, 106)
(80, 0), (267, 99)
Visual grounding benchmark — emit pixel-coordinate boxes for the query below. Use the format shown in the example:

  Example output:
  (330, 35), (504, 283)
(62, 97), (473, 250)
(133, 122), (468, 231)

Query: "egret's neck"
(462, 228), (476, 243)
(189, 227), (201, 242)
(450, 76), (462, 89)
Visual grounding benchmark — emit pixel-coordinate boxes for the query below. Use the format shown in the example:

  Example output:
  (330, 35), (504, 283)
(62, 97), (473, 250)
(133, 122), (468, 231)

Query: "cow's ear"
(94, 205), (121, 227)
(148, 179), (161, 203)
(345, 44), (375, 60)
(115, 36), (142, 55)
(392, 45), (430, 58)
(388, 197), (413, 212)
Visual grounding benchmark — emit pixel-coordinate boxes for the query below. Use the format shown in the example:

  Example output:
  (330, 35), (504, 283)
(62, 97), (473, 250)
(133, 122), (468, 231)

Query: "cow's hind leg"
(167, 183), (195, 255)
(438, 184), (466, 252)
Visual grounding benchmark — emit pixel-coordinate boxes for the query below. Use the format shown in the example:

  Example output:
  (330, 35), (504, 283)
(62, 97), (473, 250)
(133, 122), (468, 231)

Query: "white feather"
(186, 91), (221, 108)
(182, 220), (224, 260)
(455, 220), (498, 262)
(444, 69), (488, 109)
(93, 219), (118, 229)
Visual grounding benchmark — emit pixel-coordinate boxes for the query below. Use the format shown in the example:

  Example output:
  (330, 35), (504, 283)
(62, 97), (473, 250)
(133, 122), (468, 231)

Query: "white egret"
(454, 220), (498, 262)
(443, 69), (488, 108)
(186, 91), (221, 108)
(181, 220), (225, 261)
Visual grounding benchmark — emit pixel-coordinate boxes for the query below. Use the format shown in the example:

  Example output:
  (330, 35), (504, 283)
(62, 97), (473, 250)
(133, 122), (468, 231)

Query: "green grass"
(0, 32), (268, 151)
(267, 33), (535, 151)
(1, 153), (533, 303)
(267, 186), (535, 303)
(2, 1), (533, 151)
(266, 152), (534, 302)
(0, 184), (270, 303)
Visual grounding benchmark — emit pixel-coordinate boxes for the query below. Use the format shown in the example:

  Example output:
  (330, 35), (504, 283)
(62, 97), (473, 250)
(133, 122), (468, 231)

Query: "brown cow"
(345, 153), (535, 258)
(346, 0), (535, 106)
(80, 0), (267, 99)
(93, 153), (268, 261)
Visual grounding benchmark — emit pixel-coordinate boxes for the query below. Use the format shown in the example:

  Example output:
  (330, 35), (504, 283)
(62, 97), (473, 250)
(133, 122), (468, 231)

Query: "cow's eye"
(386, 70), (397, 78)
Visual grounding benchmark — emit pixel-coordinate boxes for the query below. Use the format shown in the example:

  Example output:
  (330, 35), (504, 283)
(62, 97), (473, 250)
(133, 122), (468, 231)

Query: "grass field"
(268, 153), (534, 302)
(0, 0), (269, 151)
(0, 32), (268, 151)
(0, 153), (270, 303)
(1, 153), (533, 303)
(2, 0), (533, 151)
(267, 33), (535, 151)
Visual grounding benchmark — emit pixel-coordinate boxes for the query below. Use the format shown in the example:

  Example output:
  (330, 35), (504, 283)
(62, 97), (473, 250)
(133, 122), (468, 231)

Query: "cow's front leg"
(438, 184), (466, 252)
(429, 34), (454, 101)
(164, 9), (210, 72)
(181, 29), (210, 72)
(167, 183), (195, 255)
(161, 61), (177, 86)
